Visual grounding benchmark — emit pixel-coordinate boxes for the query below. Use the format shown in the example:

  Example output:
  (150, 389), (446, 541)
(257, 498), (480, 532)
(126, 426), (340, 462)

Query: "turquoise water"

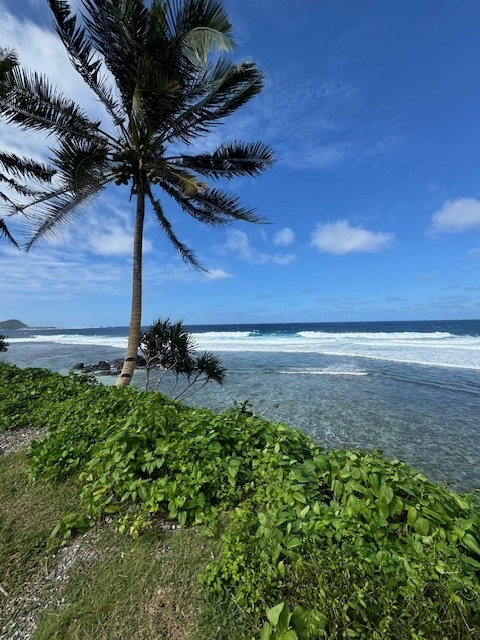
(3, 319), (480, 491)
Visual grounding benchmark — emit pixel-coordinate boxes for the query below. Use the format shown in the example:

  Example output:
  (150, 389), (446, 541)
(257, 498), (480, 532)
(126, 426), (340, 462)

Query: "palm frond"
(162, 61), (264, 143)
(146, 184), (203, 269)
(48, 0), (126, 128)
(0, 48), (19, 78)
(83, 0), (151, 114)
(159, 180), (266, 226)
(167, 0), (235, 63)
(170, 141), (275, 179)
(24, 181), (105, 250)
(148, 161), (209, 194)
(51, 135), (111, 191)
(0, 217), (18, 247)
(130, 55), (182, 135)
(0, 172), (51, 199)
(0, 151), (55, 182)
(0, 65), (101, 139)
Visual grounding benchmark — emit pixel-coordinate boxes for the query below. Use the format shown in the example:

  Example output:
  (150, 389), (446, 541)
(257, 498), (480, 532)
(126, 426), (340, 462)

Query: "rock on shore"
(72, 356), (146, 375)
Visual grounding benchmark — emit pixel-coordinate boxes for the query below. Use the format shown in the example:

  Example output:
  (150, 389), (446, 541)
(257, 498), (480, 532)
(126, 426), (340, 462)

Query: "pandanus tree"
(0, 335), (8, 352)
(139, 317), (226, 398)
(0, 49), (56, 246)
(0, 0), (274, 386)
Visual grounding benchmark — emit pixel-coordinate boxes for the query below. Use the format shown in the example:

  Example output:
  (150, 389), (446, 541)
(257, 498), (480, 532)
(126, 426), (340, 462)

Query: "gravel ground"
(0, 534), (101, 640)
(0, 427), (178, 639)
(0, 426), (47, 456)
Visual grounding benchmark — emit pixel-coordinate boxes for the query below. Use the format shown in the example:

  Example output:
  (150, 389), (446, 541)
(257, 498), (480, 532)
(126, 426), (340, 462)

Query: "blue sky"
(1, 0), (480, 328)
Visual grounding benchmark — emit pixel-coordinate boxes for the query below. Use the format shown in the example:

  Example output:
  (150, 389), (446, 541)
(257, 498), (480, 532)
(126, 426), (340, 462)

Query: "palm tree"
(0, 0), (274, 386)
(0, 49), (56, 246)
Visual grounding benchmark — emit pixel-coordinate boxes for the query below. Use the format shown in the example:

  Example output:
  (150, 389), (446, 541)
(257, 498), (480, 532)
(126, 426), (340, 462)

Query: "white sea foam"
(277, 369), (369, 376)
(8, 334), (128, 349)
(297, 331), (454, 340)
(7, 329), (480, 370)
(192, 330), (480, 370)
(191, 331), (253, 339)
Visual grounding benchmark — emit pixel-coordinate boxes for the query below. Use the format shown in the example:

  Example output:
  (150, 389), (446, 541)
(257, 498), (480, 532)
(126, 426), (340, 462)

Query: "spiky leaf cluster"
(139, 317), (226, 398)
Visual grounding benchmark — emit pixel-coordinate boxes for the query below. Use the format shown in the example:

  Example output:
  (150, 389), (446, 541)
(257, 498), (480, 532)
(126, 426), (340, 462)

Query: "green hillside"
(0, 319), (28, 330)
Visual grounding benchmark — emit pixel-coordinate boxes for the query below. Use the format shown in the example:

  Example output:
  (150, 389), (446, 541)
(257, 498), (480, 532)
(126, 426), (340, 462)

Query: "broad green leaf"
(285, 536), (302, 550)
(462, 533), (480, 556)
(277, 601), (292, 632)
(407, 507), (418, 526)
(299, 505), (310, 519)
(260, 621), (272, 640)
(413, 516), (430, 536)
(267, 602), (285, 627)
(258, 512), (268, 526)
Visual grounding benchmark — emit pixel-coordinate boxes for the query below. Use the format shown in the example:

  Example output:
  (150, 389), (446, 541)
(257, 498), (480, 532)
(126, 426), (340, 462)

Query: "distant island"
(0, 319), (29, 330)
(0, 320), (56, 330)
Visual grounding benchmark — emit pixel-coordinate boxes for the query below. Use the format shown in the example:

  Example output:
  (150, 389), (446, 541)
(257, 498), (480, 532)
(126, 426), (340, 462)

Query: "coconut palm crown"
(0, 0), (275, 385)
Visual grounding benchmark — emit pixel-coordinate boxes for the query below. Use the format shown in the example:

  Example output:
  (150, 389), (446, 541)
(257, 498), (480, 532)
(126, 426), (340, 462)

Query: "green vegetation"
(0, 451), (230, 640)
(0, 334), (8, 352)
(140, 318), (226, 398)
(0, 318), (28, 329)
(0, 452), (79, 597)
(1, 362), (480, 639)
(0, 0), (274, 386)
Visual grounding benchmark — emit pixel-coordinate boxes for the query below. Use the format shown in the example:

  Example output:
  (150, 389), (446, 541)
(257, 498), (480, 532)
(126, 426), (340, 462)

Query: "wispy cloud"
(0, 230), (216, 308)
(215, 54), (405, 172)
(217, 229), (296, 265)
(13, 195), (154, 257)
(310, 219), (394, 254)
(0, 244), (128, 300)
(0, 6), (111, 123)
(73, 205), (153, 257)
(273, 227), (295, 246)
(429, 198), (480, 235)
(204, 268), (233, 280)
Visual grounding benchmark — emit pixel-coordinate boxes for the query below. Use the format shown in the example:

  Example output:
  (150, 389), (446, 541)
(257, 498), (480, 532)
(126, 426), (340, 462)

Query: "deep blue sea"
(3, 319), (480, 492)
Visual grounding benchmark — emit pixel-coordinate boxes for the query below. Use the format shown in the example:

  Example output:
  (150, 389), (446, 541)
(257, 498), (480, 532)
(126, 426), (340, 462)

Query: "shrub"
(202, 449), (480, 638)
(139, 318), (226, 399)
(0, 334), (8, 352)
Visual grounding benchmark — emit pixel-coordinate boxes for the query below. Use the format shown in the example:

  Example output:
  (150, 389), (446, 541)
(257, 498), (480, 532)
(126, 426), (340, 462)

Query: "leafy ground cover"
(1, 362), (480, 639)
(0, 450), (244, 640)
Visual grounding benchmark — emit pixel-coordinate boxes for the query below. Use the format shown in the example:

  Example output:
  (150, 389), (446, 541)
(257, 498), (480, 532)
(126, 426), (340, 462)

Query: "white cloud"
(469, 248), (480, 259)
(0, 237), (201, 308)
(0, 8), (110, 122)
(0, 245), (128, 300)
(0, 4), (117, 166)
(273, 227), (295, 246)
(429, 198), (480, 234)
(218, 229), (296, 265)
(88, 224), (148, 257)
(310, 219), (394, 255)
(272, 253), (296, 265)
(204, 268), (232, 280)
(20, 201), (153, 257)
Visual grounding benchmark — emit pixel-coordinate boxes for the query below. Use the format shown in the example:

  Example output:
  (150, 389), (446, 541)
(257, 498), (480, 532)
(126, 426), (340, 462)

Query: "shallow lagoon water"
(4, 320), (480, 492)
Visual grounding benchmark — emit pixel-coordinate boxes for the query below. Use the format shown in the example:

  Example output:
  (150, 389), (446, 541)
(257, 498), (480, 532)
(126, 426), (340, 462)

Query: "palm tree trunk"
(116, 180), (145, 387)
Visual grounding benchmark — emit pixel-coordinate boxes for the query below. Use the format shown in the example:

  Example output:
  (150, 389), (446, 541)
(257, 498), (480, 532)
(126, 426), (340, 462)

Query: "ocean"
(2, 319), (480, 493)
